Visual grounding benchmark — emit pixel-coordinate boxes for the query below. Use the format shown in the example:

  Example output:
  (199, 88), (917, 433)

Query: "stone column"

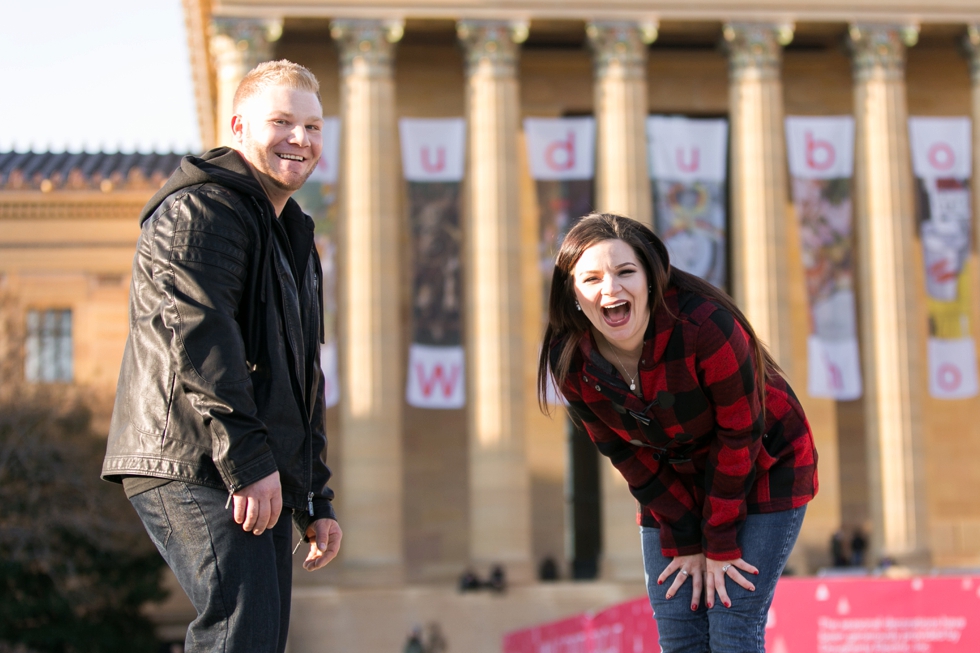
(585, 20), (655, 580)
(967, 26), (980, 256)
(587, 21), (656, 226)
(209, 17), (282, 147)
(457, 19), (534, 583)
(723, 23), (795, 377)
(331, 19), (405, 585)
(848, 24), (930, 567)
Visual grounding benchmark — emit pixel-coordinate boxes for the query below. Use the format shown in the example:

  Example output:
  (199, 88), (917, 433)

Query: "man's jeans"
(641, 506), (807, 653)
(131, 481), (293, 653)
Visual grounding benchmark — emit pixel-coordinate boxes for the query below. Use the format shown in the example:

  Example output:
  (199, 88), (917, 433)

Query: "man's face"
(232, 85), (323, 202)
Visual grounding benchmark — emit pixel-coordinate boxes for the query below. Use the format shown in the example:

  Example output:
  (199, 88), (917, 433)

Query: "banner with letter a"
(785, 116), (862, 400)
(400, 118), (466, 408)
(294, 116), (341, 407)
(524, 116), (596, 403)
(647, 116), (729, 288)
(909, 117), (978, 399)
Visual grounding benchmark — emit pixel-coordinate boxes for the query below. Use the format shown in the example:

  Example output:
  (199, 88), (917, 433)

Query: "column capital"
(586, 21), (657, 79)
(210, 17), (282, 67)
(457, 20), (527, 77)
(330, 19), (404, 77)
(964, 25), (980, 84)
(722, 22), (793, 80)
(848, 24), (917, 82)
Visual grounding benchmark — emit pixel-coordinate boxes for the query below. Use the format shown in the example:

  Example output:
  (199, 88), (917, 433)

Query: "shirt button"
(595, 385), (601, 391)
(641, 359), (645, 364)
(583, 376), (588, 381)
(652, 453), (661, 461)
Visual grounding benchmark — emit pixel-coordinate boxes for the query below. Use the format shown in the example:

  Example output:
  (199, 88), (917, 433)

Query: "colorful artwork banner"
(504, 576), (980, 653)
(524, 117), (596, 404)
(399, 118), (466, 409)
(646, 116), (729, 288)
(293, 116), (341, 407)
(909, 117), (978, 400)
(785, 116), (862, 400)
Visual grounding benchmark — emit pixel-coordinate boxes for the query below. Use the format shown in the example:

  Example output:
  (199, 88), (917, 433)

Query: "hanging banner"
(646, 116), (729, 289)
(785, 116), (862, 400)
(400, 118), (466, 409)
(294, 116), (341, 408)
(525, 117), (596, 404)
(909, 117), (978, 400)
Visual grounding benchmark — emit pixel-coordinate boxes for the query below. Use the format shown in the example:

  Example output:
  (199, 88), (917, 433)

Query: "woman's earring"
(575, 301), (582, 311)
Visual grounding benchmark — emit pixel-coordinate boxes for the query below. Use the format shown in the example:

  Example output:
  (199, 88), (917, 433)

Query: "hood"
(140, 147), (269, 225)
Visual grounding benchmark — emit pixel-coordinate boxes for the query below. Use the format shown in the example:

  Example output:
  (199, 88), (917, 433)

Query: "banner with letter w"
(909, 117), (978, 399)
(399, 118), (467, 409)
(524, 116), (596, 404)
(785, 116), (862, 400)
(647, 116), (729, 289)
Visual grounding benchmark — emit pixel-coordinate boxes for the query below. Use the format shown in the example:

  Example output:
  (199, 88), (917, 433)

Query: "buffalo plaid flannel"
(556, 286), (818, 560)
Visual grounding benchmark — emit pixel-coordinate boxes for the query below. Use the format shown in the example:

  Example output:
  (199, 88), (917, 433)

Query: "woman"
(538, 214), (817, 652)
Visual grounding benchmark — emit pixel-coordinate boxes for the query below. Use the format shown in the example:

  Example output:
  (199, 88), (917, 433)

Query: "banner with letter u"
(647, 116), (729, 289)
(524, 116), (596, 404)
(294, 116), (341, 407)
(909, 117), (978, 399)
(785, 116), (863, 400)
(399, 118), (467, 409)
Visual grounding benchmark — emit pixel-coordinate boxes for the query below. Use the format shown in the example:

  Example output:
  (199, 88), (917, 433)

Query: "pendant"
(630, 382), (636, 391)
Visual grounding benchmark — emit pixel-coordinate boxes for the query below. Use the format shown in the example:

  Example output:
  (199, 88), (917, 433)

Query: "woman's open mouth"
(601, 300), (632, 327)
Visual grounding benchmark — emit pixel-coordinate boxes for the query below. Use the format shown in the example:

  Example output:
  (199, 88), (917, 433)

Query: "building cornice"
(212, 0), (980, 24)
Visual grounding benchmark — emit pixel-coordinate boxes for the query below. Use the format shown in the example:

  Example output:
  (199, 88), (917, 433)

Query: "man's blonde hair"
(233, 60), (321, 112)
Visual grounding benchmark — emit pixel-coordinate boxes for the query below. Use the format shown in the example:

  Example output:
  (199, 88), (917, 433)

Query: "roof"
(0, 151), (186, 193)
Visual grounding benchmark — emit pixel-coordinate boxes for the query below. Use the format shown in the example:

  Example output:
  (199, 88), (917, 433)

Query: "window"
(25, 309), (73, 382)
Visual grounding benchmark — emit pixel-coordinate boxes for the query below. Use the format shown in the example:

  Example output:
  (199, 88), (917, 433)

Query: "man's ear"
(230, 114), (245, 143)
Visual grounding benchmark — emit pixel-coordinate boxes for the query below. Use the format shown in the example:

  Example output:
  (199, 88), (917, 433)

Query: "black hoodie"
(103, 147), (335, 532)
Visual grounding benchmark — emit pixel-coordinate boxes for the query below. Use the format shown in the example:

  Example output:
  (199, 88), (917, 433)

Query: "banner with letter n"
(909, 116), (978, 399)
(399, 118), (466, 409)
(646, 115), (729, 289)
(524, 116), (596, 403)
(785, 116), (863, 400)
(293, 116), (341, 408)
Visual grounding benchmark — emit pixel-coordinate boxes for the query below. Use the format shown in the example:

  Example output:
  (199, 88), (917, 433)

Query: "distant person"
(488, 563), (507, 593)
(850, 529), (867, 567)
(458, 568), (481, 592)
(102, 60), (341, 653)
(831, 530), (848, 567)
(539, 555), (559, 581)
(426, 622), (448, 653)
(539, 214), (818, 653)
(403, 626), (425, 653)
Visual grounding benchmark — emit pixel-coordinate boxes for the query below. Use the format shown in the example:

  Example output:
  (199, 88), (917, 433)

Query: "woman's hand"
(657, 553), (706, 609)
(705, 557), (758, 608)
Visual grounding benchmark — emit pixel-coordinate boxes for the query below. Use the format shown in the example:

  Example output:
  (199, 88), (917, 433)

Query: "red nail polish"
(691, 604), (697, 611)
(754, 570), (759, 575)
(724, 601), (730, 608)
(658, 580), (663, 585)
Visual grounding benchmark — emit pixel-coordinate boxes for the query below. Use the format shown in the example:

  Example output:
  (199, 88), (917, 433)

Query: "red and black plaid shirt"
(555, 286), (818, 560)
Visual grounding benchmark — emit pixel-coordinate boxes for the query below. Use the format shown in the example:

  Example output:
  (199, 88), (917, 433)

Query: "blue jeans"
(130, 482), (294, 653)
(641, 506), (806, 653)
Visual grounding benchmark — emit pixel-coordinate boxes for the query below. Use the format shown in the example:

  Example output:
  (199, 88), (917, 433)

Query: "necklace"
(609, 346), (638, 392)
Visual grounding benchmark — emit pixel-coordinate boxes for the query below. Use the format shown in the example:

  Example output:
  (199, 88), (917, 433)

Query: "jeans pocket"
(131, 486), (175, 552)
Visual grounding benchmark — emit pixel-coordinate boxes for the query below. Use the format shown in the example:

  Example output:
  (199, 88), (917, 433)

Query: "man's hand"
(303, 518), (342, 572)
(232, 471), (282, 535)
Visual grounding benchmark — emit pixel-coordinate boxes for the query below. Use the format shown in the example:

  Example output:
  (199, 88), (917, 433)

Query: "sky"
(0, 0), (201, 153)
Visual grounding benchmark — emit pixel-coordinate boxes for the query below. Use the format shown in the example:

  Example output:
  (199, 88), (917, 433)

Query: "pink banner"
(504, 576), (980, 653)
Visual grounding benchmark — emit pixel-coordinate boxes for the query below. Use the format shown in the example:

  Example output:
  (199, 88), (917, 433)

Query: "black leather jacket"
(102, 148), (335, 531)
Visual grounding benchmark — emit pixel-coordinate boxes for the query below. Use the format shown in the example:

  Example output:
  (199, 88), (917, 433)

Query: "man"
(103, 60), (341, 653)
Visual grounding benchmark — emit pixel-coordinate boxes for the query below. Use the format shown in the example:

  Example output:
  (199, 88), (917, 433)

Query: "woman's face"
(572, 238), (650, 350)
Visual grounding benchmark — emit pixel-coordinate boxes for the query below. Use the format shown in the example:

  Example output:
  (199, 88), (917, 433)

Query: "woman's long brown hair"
(537, 213), (779, 414)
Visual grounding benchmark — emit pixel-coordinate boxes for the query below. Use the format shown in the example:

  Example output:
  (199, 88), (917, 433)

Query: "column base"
(340, 560), (406, 587)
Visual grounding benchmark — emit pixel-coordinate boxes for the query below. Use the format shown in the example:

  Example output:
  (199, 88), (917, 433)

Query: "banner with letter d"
(399, 118), (466, 409)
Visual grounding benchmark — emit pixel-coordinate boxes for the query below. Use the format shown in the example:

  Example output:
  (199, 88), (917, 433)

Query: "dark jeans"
(130, 481), (293, 653)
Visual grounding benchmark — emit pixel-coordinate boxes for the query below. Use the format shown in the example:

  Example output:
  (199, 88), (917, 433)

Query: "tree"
(0, 298), (167, 653)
